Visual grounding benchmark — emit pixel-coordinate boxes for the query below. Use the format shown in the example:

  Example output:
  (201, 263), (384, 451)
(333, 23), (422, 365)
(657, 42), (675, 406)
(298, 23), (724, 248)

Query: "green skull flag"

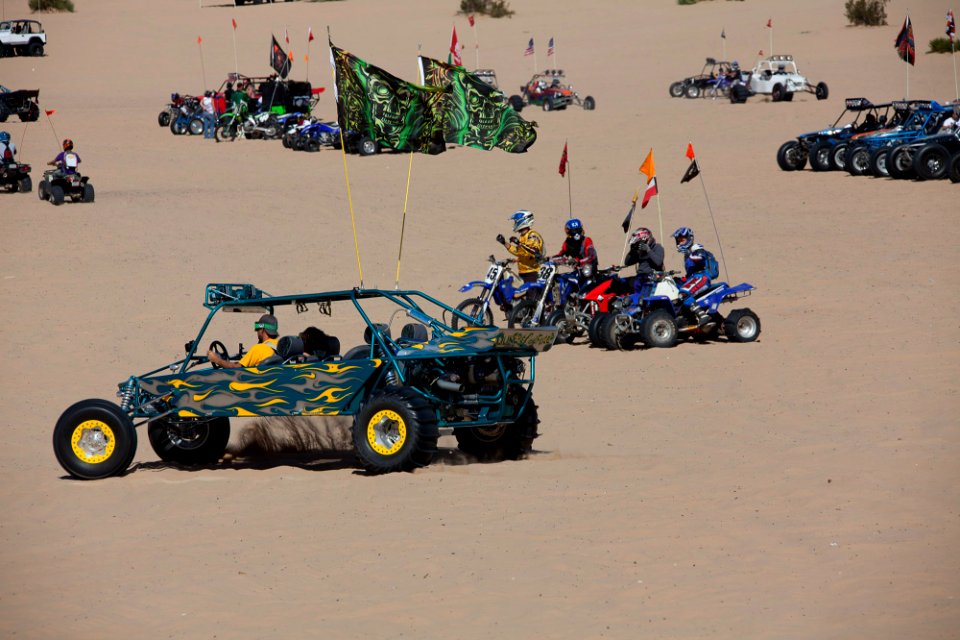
(332, 45), (447, 155)
(419, 56), (538, 153)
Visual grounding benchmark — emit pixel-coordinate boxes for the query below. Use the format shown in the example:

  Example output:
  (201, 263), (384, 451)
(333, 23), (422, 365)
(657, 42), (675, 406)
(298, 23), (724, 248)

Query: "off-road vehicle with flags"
(0, 19), (46, 57)
(53, 284), (557, 479)
(509, 70), (595, 112)
(844, 100), (952, 177)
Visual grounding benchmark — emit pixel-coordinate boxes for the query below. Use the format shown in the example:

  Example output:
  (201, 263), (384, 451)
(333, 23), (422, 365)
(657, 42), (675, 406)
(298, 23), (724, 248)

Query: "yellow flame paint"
(192, 390), (214, 401)
(228, 380), (277, 392)
(256, 398), (287, 408)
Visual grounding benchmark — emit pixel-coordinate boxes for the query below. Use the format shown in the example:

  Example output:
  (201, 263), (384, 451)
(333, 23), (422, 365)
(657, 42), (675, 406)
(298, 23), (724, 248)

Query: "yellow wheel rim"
(70, 420), (116, 464)
(366, 409), (406, 456)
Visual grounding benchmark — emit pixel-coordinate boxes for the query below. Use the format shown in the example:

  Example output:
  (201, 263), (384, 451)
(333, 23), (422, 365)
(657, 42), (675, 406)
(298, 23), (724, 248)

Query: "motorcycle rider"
(497, 210), (545, 284)
(622, 227), (665, 297)
(0, 131), (16, 164)
(673, 227), (713, 327)
(552, 218), (598, 282)
(48, 139), (81, 176)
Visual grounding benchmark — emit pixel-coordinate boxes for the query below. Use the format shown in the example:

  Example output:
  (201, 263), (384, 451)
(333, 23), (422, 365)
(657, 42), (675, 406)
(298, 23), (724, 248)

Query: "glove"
(509, 236), (518, 245)
(496, 233), (506, 245)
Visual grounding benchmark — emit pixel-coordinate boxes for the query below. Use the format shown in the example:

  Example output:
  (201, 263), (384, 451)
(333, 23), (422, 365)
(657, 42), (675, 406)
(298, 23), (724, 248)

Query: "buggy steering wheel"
(208, 340), (229, 369)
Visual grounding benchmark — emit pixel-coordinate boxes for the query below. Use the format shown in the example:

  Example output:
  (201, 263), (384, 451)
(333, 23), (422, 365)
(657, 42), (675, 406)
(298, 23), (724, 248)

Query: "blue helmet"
(509, 210), (535, 232)
(565, 218), (583, 235)
(0, 131), (9, 144)
(672, 226), (695, 253)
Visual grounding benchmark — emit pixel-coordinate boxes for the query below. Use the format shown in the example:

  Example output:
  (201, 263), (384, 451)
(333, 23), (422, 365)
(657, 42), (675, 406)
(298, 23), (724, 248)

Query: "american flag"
(524, 37), (534, 56)
(547, 37), (555, 57)
(948, 10), (956, 41)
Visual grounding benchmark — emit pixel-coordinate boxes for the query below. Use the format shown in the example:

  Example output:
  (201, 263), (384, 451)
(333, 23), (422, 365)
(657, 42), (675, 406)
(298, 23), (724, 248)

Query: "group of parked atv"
(777, 98), (960, 182)
(454, 254), (760, 352)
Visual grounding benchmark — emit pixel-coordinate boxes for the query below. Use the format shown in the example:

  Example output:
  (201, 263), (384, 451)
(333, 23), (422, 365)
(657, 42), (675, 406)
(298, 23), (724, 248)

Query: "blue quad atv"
(844, 100), (952, 177)
(52, 284), (557, 479)
(592, 271), (760, 350)
(776, 98), (897, 172)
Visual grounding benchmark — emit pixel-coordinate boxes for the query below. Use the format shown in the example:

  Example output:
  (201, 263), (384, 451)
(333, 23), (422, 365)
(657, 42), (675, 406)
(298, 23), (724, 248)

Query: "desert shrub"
(677, 0), (699, 5)
(29, 0), (75, 11)
(460, 0), (514, 18)
(928, 37), (957, 54)
(844, 0), (888, 26)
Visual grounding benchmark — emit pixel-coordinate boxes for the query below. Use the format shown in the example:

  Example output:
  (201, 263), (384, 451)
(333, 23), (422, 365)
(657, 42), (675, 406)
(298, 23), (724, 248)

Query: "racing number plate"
(484, 265), (500, 284)
(537, 264), (556, 282)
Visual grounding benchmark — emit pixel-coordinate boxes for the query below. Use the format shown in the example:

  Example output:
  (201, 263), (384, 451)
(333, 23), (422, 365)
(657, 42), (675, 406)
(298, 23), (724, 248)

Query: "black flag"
(681, 158), (700, 183)
(271, 36), (291, 78)
(621, 192), (638, 233)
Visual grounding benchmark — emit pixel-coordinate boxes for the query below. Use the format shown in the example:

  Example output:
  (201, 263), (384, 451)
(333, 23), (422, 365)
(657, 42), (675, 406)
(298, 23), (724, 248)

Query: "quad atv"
(0, 160), (32, 193)
(0, 86), (40, 123)
(52, 284), (557, 479)
(509, 70), (595, 113)
(38, 165), (94, 206)
(776, 98), (896, 172)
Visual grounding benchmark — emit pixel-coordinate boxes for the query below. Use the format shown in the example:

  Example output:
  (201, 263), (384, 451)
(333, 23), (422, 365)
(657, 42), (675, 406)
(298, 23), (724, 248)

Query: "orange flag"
(639, 148), (656, 182)
(686, 143), (695, 160)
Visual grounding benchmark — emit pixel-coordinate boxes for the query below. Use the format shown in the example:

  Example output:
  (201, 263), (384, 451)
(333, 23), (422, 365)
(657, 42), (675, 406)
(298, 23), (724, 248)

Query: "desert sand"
(1, 0), (958, 637)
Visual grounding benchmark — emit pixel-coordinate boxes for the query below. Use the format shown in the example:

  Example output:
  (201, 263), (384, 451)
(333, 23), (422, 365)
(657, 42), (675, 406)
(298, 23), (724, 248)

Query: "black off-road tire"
(771, 83), (784, 102)
(601, 313), (638, 351)
(846, 146), (872, 176)
(353, 388), (439, 473)
(82, 183), (95, 203)
(582, 96), (596, 110)
(685, 84), (701, 99)
(723, 308), (761, 343)
(50, 184), (64, 205)
(509, 95), (524, 112)
(830, 143), (849, 171)
(587, 312), (608, 347)
(455, 389), (538, 461)
(158, 110), (171, 127)
(545, 309), (575, 344)
(148, 417), (231, 466)
(783, 91), (794, 102)
(188, 118), (205, 136)
(808, 142), (833, 172)
(214, 124), (236, 143)
(358, 136), (378, 156)
(870, 147), (891, 178)
(542, 98), (554, 111)
(669, 82), (685, 98)
(640, 309), (678, 349)
(452, 298), (495, 330)
(776, 140), (807, 171)
(507, 299), (540, 328)
(53, 399), (138, 480)
(38, 180), (49, 200)
(18, 176), (32, 193)
(887, 145), (916, 180)
(27, 41), (44, 57)
(914, 143), (950, 181)
(815, 82), (829, 100)
(949, 152), (960, 183)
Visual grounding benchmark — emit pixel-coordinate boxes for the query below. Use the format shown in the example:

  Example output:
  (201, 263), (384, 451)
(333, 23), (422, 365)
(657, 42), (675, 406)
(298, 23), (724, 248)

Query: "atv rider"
(0, 131), (17, 165)
(622, 227), (665, 297)
(673, 227), (714, 327)
(48, 139), (81, 176)
(497, 210), (545, 284)
(552, 218), (598, 283)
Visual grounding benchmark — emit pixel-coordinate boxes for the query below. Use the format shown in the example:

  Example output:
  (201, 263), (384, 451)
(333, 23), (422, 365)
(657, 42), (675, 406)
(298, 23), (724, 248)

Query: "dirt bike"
(452, 255), (523, 329)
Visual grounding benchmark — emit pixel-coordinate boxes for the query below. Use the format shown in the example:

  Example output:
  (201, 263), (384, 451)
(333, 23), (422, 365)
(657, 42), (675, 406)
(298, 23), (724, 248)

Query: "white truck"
(0, 19), (46, 57)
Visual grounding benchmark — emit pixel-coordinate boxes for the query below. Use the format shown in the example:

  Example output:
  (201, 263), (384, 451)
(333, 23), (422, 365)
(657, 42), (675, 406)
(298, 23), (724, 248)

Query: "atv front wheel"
(455, 390), (538, 461)
(507, 299), (540, 328)
(724, 308), (761, 343)
(53, 399), (138, 479)
(771, 83), (784, 102)
(887, 145), (914, 179)
(353, 388), (439, 473)
(602, 313), (637, 351)
(148, 417), (230, 466)
(846, 147), (872, 176)
(546, 309), (575, 344)
(640, 309), (678, 349)
(776, 141), (807, 171)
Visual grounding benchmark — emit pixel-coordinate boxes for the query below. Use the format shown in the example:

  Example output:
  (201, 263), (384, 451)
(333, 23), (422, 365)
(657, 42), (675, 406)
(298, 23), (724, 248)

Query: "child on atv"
(48, 139), (80, 176)
(672, 227), (720, 327)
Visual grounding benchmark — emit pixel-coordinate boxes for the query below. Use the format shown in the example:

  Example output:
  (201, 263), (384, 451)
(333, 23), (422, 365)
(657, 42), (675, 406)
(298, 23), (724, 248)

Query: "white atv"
(742, 55), (828, 103)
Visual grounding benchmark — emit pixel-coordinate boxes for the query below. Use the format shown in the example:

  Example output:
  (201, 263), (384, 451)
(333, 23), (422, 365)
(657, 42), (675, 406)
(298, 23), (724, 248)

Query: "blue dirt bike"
(507, 258), (588, 328)
(594, 270), (761, 349)
(452, 255), (525, 329)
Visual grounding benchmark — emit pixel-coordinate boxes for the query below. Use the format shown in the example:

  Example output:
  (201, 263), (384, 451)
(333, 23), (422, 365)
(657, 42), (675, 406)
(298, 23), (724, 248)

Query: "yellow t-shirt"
(506, 228), (545, 274)
(238, 338), (278, 368)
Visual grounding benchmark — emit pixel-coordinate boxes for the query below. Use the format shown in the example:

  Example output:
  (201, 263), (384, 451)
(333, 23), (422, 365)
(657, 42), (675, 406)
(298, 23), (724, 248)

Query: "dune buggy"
(669, 57), (738, 99)
(53, 284), (557, 480)
(739, 55), (828, 103)
(0, 86), (40, 123)
(844, 100), (952, 177)
(509, 70), (595, 112)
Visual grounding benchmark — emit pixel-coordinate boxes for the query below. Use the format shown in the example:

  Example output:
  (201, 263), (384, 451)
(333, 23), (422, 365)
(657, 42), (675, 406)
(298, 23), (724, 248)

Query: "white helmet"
(509, 210), (535, 232)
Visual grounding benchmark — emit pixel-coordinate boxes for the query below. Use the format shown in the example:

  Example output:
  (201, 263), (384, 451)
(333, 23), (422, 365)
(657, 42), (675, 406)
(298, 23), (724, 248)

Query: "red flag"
(468, 14), (475, 27)
(895, 15), (916, 66)
(449, 26), (462, 66)
(558, 142), (569, 177)
(232, 18), (237, 30)
(284, 28), (289, 45)
(308, 27), (314, 43)
(948, 11), (957, 41)
(640, 177), (658, 209)
(197, 35), (202, 44)
(758, 49), (764, 56)
(686, 143), (696, 160)
(766, 18), (772, 28)
(44, 109), (56, 116)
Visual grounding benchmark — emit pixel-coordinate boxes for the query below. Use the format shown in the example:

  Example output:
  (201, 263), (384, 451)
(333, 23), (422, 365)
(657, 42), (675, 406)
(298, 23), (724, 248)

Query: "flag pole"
(770, 24), (773, 56)
(721, 28), (726, 61)
(472, 18), (480, 68)
(231, 21), (239, 83)
(554, 36), (559, 71)
(198, 36), (208, 92)
(395, 48), (422, 289)
(694, 153), (730, 283)
(306, 32), (311, 81)
(44, 110), (61, 149)
(953, 35), (958, 101)
(654, 193), (664, 252)
(566, 141), (573, 216)
(533, 34), (538, 74)
(621, 190), (638, 264)
(329, 29), (364, 287)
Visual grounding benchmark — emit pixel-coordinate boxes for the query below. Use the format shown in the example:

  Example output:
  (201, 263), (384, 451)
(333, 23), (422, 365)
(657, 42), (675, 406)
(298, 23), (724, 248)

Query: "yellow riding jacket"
(507, 228), (545, 275)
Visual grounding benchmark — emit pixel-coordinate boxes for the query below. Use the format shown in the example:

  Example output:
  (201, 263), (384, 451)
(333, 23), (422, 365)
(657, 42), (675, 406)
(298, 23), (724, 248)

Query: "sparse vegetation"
(844, 0), (889, 26)
(459, 0), (514, 19)
(29, 0), (75, 11)
(928, 37), (957, 54)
